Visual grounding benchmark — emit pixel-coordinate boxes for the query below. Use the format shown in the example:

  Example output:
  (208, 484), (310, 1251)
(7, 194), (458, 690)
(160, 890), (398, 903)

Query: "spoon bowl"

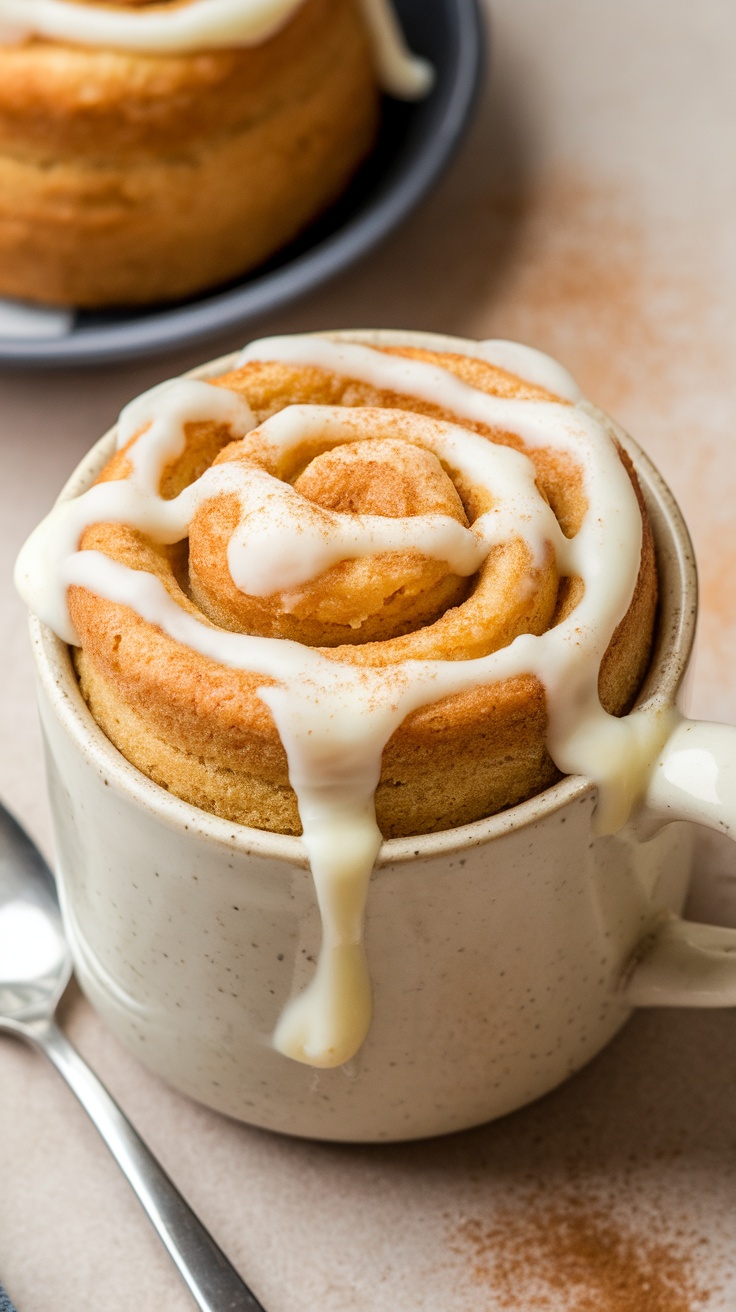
(0, 807), (70, 1023)
(0, 798), (265, 1312)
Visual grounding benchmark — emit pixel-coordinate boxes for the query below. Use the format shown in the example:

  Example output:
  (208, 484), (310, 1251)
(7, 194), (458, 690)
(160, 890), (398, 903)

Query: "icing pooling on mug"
(0, 0), (433, 99)
(16, 335), (669, 1069)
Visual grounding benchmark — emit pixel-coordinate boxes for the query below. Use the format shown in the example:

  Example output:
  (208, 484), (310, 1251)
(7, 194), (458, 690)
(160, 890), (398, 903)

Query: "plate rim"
(0, 0), (487, 369)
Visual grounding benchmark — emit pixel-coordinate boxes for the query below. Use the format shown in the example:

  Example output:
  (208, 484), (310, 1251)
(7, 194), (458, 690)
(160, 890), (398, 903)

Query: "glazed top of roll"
(0, 0), (432, 98)
(17, 332), (662, 1070)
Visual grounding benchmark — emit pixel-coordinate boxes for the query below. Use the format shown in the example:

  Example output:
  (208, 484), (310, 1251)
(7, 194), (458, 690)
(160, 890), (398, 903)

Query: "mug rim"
(30, 330), (698, 869)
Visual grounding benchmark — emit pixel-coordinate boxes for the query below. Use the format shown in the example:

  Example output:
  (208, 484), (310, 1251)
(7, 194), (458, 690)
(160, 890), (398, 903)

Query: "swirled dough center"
(190, 433), (476, 644)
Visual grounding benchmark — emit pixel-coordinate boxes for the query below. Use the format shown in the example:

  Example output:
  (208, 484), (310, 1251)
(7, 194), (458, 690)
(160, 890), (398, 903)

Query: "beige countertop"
(3, 2), (736, 1308)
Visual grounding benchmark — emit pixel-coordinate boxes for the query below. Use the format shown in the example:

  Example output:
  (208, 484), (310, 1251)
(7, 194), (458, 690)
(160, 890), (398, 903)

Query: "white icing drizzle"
(475, 340), (583, 402)
(15, 336), (668, 1070)
(285, 332), (585, 403)
(238, 334), (585, 427)
(0, 0), (433, 100)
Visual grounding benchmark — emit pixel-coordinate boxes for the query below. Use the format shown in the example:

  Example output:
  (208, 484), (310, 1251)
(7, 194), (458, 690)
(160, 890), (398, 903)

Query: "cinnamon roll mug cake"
(18, 330), (736, 1141)
(0, 0), (431, 307)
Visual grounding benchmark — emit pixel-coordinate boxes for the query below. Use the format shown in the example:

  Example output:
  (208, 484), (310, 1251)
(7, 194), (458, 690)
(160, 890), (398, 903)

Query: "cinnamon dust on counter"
(451, 1192), (712, 1311)
(473, 170), (717, 421)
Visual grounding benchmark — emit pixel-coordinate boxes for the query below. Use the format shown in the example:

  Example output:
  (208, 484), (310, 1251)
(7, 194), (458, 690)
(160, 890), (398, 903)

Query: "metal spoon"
(0, 800), (266, 1312)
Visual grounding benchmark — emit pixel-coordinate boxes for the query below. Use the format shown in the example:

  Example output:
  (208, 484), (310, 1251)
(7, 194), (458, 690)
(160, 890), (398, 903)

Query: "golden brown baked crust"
(0, 0), (379, 306)
(69, 343), (658, 839)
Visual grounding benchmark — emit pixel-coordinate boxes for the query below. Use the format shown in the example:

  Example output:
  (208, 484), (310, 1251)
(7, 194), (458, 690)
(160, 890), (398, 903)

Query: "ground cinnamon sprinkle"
(451, 1192), (712, 1311)
(471, 170), (716, 419)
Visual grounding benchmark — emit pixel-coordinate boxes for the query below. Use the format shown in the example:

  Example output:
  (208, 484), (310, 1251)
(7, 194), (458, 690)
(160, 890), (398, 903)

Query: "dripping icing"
(0, 0), (433, 99)
(15, 335), (667, 1069)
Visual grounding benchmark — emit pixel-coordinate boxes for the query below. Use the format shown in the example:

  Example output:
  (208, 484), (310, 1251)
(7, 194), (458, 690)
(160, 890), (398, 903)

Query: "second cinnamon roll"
(0, 0), (431, 306)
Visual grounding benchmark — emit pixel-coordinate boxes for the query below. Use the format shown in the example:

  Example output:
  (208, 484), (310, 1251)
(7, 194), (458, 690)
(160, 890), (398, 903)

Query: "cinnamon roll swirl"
(17, 331), (659, 1067)
(0, 0), (430, 307)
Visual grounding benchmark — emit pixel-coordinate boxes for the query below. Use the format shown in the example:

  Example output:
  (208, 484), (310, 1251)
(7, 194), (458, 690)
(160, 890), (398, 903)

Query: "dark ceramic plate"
(0, 0), (485, 367)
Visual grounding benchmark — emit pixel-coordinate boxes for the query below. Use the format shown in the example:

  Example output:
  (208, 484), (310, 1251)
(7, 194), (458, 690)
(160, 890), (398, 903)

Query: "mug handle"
(624, 718), (736, 1007)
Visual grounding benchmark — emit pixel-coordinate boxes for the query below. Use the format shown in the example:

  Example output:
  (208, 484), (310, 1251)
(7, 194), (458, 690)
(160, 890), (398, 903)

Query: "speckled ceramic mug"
(29, 340), (736, 1143)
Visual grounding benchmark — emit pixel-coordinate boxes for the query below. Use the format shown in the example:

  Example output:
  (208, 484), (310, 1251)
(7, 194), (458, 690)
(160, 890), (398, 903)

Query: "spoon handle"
(26, 1019), (267, 1312)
